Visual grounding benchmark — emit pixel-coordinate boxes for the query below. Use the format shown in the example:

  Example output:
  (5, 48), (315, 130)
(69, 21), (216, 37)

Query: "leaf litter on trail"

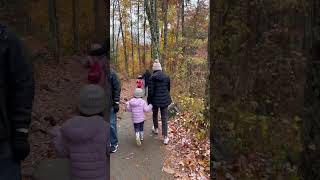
(163, 113), (210, 179)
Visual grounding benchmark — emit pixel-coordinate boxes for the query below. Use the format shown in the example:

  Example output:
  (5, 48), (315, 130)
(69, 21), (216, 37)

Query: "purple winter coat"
(50, 115), (108, 180)
(126, 98), (153, 123)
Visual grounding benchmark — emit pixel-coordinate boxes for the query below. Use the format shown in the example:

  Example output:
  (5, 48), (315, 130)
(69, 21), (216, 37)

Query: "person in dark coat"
(109, 68), (121, 153)
(0, 24), (35, 180)
(142, 69), (151, 96)
(147, 59), (172, 144)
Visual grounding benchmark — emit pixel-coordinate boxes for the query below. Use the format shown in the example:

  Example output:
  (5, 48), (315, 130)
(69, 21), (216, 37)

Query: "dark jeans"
(110, 108), (118, 146)
(152, 106), (168, 136)
(133, 122), (144, 132)
(0, 141), (21, 180)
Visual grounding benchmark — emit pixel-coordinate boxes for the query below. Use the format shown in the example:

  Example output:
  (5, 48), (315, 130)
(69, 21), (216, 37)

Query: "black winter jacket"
(147, 70), (172, 107)
(110, 70), (121, 105)
(0, 24), (35, 140)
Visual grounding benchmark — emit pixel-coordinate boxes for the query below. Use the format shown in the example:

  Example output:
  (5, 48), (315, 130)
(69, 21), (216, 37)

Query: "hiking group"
(0, 25), (172, 180)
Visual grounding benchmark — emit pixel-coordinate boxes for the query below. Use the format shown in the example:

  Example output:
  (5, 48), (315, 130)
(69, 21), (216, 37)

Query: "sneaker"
(110, 144), (118, 153)
(163, 136), (169, 145)
(140, 131), (144, 141)
(136, 133), (141, 146)
(152, 126), (159, 134)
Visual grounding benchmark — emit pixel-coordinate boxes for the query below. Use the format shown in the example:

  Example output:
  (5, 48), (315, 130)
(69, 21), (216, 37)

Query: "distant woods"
(0, 0), (107, 62)
(111, 0), (208, 77)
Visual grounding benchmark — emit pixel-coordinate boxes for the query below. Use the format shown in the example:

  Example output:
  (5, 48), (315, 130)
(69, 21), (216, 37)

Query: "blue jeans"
(110, 108), (118, 146)
(0, 141), (21, 180)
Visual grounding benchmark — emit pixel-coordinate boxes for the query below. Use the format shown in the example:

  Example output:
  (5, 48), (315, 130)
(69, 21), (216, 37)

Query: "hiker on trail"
(86, 43), (106, 87)
(109, 68), (121, 153)
(126, 88), (153, 146)
(0, 24), (35, 180)
(147, 59), (172, 145)
(49, 84), (108, 180)
(142, 69), (151, 96)
(136, 75), (144, 89)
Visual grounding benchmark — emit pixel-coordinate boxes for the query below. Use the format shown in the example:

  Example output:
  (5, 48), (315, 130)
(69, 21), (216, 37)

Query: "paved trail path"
(110, 80), (174, 180)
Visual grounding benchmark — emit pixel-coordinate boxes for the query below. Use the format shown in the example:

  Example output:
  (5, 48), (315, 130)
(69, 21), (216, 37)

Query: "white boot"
(152, 126), (159, 134)
(140, 131), (144, 141)
(135, 132), (141, 146)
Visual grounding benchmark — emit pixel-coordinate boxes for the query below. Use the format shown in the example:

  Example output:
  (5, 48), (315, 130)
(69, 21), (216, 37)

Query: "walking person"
(50, 84), (108, 180)
(147, 59), (172, 144)
(109, 68), (121, 153)
(142, 69), (151, 96)
(0, 24), (35, 180)
(126, 88), (153, 146)
(86, 43), (107, 87)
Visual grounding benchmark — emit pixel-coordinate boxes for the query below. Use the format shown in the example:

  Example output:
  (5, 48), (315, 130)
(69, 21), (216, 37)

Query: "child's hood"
(129, 98), (145, 107)
(61, 116), (104, 143)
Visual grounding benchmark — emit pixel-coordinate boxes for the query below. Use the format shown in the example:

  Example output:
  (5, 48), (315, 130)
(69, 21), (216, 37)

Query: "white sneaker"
(135, 133), (141, 146)
(163, 136), (169, 145)
(140, 131), (144, 141)
(152, 126), (159, 134)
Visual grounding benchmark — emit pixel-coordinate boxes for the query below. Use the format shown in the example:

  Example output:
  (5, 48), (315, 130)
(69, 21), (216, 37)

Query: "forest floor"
(22, 56), (88, 180)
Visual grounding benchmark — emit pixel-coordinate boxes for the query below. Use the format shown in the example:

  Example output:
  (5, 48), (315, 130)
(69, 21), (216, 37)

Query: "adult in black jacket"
(142, 69), (151, 96)
(0, 24), (35, 180)
(109, 69), (121, 153)
(147, 59), (171, 145)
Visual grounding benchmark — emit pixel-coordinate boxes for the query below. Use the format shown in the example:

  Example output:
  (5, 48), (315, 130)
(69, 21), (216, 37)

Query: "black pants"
(0, 141), (21, 180)
(152, 106), (168, 136)
(133, 121), (144, 132)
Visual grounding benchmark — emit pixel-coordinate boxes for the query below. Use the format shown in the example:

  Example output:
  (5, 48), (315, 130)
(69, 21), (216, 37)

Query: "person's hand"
(11, 131), (30, 161)
(113, 103), (119, 113)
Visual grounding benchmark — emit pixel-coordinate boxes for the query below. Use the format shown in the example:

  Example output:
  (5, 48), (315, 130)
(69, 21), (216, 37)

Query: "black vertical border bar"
(104, 0), (111, 179)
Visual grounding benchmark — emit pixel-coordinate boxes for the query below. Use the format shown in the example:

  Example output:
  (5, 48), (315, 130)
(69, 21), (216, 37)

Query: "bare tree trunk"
(145, 0), (160, 61)
(48, 0), (60, 63)
(112, 0), (116, 58)
(143, 0), (146, 68)
(115, 24), (121, 70)
(175, 2), (181, 46)
(137, 0), (141, 72)
(181, 0), (185, 55)
(92, 0), (107, 42)
(162, 0), (168, 67)
(117, 0), (129, 76)
(72, 0), (79, 53)
(130, 1), (135, 76)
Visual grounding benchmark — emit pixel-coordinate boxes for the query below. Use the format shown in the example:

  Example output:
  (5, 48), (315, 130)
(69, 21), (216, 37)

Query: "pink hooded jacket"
(50, 115), (108, 180)
(126, 98), (153, 123)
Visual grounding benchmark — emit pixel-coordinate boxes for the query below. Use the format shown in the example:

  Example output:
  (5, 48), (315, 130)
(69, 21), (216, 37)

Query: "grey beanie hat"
(78, 84), (106, 115)
(134, 88), (144, 98)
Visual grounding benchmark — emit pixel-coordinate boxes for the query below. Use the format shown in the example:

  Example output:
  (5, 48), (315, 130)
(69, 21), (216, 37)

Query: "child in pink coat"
(126, 88), (153, 146)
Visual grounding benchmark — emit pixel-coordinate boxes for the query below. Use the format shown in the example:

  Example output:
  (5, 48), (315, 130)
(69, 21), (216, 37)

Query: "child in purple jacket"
(49, 84), (108, 180)
(126, 88), (153, 146)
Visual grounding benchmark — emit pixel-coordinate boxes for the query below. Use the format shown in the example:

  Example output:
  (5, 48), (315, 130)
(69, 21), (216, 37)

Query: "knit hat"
(78, 84), (106, 115)
(152, 59), (162, 71)
(134, 88), (144, 98)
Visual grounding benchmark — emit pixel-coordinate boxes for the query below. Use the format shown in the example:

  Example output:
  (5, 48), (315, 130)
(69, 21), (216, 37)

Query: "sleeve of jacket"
(7, 31), (35, 131)
(147, 77), (154, 104)
(111, 72), (121, 104)
(50, 127), (69, 158)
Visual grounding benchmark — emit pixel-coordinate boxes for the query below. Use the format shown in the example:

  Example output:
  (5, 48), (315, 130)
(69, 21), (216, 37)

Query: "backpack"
(137, 79), (144, 88)
(88, 61), (102, 84)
